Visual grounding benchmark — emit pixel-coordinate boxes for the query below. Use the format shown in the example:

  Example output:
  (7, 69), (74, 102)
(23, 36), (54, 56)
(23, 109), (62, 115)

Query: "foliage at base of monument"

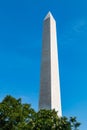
(0, 95), (80, 130)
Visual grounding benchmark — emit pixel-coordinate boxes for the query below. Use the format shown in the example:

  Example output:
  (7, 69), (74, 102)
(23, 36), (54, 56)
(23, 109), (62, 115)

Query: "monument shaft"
(39, 12), (62, 116)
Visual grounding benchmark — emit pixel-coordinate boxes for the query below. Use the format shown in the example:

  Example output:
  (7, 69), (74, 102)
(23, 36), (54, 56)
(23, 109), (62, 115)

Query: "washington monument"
(39, 12), (62, 116)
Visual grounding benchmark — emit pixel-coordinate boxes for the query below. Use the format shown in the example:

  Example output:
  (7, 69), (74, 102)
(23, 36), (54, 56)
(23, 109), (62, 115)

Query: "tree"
(28, 109), (80, 130)
(0, 95), (80, 130)
(0, 95), (35, 130)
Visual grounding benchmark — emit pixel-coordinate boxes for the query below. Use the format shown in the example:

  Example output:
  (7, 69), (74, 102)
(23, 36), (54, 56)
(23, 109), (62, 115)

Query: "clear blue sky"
(0, 0), (87, 129)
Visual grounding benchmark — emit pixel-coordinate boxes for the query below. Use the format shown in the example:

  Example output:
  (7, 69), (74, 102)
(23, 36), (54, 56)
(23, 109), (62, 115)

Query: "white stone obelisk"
(39, 12), (62, 116)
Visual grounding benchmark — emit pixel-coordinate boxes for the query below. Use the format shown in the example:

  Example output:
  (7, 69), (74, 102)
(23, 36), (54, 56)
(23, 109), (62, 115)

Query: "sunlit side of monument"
(39, 12), (62, 116)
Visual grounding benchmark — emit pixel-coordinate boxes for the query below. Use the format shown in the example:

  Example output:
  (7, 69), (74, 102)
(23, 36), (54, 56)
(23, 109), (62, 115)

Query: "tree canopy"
(0, 95), (80, 130)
